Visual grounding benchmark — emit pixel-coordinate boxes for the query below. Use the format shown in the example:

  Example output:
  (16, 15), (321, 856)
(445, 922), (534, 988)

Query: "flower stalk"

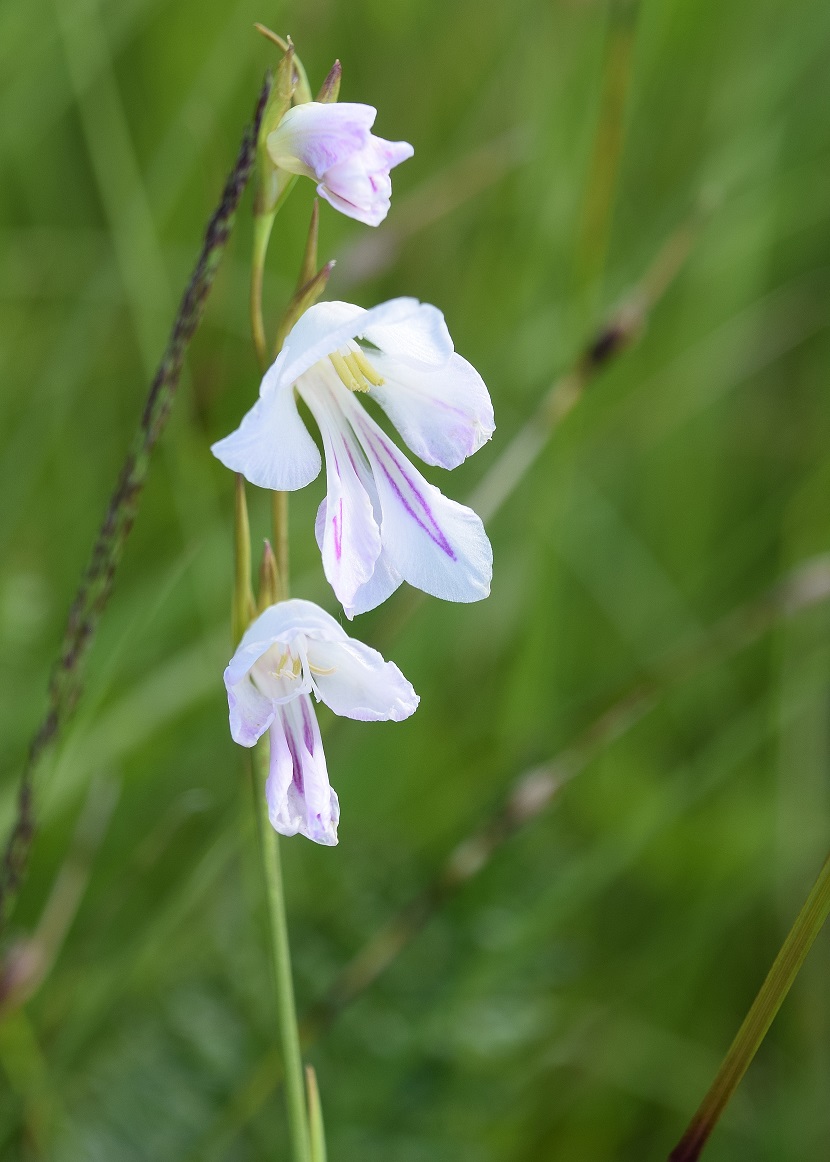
(669, 851), (830, 1161)
(271, 490), (290, 600)
(252, 741), (311, 1162)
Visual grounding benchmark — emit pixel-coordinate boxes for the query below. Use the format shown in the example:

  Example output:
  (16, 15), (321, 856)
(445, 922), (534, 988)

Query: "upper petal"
(226, 599), (349, 691)
(266, 102), (376, 180)
(211, 382), (321, 492)
(272, 298), (428, 392)
(362, 300), (453, 367)
(307, 637), (419, 722)
(369, 350), (495, 469)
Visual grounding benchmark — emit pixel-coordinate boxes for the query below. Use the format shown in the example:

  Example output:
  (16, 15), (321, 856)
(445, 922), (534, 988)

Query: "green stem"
(253, 743), (311, 1162)
(272, 490), (290, 600)
(669, 852), (830, 1161)
(250, 180), (297, 606)
(251, 211), (276, 373)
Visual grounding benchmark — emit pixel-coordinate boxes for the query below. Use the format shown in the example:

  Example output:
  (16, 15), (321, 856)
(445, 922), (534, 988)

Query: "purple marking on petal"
(342, 433), (363, 477)
(300, 697), (316, 754)
(332, 498), (343, 561)
(283, 719), (304, 793)
(361, 427), (456, 559)
(328, 446), (345, 561)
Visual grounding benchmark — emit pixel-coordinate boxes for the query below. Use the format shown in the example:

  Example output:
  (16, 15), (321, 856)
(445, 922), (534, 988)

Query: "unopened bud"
(258, 540), (280, 611)
(317, 60), (342, 104)
(274, 202), (336, 353)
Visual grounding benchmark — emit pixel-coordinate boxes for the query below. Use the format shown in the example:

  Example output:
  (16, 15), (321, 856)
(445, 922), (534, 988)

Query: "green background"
(2, 0), (830, 1157)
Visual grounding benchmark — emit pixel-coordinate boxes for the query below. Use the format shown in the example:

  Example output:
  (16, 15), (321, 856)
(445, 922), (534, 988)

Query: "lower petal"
(317, 181), (390, 228)
(266, 697), (339, 846)
(353, 413), (493, 605)
(344, 549), (403, 619)
(301, 373), (382, 609)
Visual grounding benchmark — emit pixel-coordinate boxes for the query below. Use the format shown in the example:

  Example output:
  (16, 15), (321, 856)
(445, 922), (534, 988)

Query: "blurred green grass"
(2, 0), (830, 1157)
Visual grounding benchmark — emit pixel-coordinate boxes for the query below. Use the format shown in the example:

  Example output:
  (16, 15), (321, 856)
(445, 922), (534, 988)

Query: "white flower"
(225, 599), (418, 845)
(212, 298), (495, 618)
(266, 102), (413, 226)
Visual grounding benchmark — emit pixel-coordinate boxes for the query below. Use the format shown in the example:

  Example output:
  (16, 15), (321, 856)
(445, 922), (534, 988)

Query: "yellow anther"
(329, 346), (384, 393)
(343, 353), (372, 391)
(350, 347), (384, 386)
(329, 351), (363, 392)
(309, 663), (336, 676)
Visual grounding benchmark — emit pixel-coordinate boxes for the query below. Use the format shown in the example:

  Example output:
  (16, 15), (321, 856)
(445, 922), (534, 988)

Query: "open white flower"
(225, 599), (418, 845)
(212, 298), (495, 618)
(266, 102), (413, 226)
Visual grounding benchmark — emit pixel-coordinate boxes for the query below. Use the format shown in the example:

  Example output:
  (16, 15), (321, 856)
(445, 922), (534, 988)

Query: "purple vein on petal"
(329, 446), (344, 561)
(300, 697), (316, 754)
(361, 426), (456, 559)
(283, 716), (305, 793)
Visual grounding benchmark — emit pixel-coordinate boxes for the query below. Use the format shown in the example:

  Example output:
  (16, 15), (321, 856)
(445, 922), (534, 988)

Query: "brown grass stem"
(0, 76), (272, 931)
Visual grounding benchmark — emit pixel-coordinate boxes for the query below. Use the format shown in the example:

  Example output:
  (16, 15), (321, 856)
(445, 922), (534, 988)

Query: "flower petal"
(343, 549), (403, 619)
(227, 600), (349, 694)
(307, 637), (418, 721)
(315, 473), (403, 620)
(266, 696), (339, 845)
(349, 404), (492, 604)
(211, 381), (321, 492)
(316, 181), (389, 228)
(224, 671), (274, 747)
(362, 300), (453, 367)
(269, 297), (450, 398)
(266, 102), (376, 179)
(369, 350), (494, 469)
(273, 298), (425, 392)
(318, 137), (413, 227)
(299, 367), (382, 609)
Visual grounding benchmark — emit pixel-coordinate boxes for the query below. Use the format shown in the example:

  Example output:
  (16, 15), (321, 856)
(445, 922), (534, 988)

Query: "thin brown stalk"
(0, 77), (272, 930)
